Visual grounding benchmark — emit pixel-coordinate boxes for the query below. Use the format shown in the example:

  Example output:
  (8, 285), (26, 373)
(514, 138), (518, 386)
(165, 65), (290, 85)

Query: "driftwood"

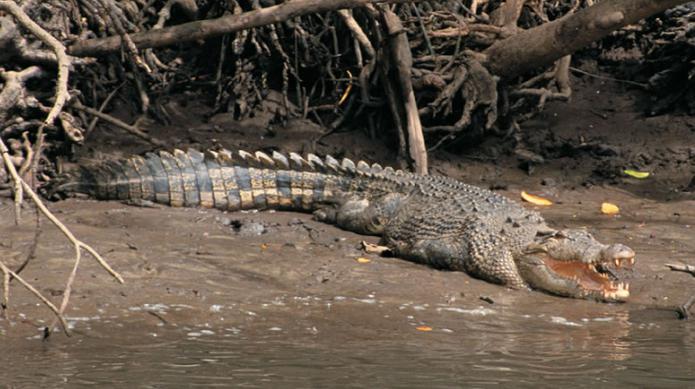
(484, 0), (689, 79)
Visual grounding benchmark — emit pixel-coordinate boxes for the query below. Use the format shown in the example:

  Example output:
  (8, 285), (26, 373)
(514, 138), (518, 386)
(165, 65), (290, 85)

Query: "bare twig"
(677, 295), (695, 320)
(666, 263), (695, 277)
(0, 261), (70, 335)
(0, 134), (23, 224)
(0, 137), (124, 335)
(0, 1), (71, 127)
(570, 66), (648, 89)
(72, 101), (167, 147)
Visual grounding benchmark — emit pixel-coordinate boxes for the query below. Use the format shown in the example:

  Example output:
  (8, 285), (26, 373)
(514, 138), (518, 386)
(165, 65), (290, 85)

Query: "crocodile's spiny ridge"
(50, 148), (634, 302)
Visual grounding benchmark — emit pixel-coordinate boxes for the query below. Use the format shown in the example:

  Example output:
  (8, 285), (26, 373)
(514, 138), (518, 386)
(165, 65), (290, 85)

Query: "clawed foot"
(361, 241), (393, 256)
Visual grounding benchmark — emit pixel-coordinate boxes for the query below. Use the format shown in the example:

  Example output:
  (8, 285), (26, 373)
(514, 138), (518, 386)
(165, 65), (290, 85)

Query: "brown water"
(3, 298), (694, 388)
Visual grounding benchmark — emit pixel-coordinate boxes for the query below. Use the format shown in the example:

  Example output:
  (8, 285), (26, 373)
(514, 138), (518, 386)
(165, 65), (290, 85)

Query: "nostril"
(604, 244), (635, 259)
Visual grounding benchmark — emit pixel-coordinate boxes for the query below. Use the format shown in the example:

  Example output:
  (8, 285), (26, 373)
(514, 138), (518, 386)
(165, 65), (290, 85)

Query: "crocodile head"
(517, 229), (635, 302)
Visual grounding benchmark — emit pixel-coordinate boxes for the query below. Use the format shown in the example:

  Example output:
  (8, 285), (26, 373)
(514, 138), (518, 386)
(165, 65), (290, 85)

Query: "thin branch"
(68, 0), (415, 57)
(0, 1), (71, 127)
(0, 134), (23, 224)
(0, 137), (124, 335)
(0, 261), (70, 336)
(72, 101), (167, 147)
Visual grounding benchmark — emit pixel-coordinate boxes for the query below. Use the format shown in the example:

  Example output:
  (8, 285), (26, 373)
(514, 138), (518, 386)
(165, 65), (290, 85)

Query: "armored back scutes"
(55, 148), (407, 212)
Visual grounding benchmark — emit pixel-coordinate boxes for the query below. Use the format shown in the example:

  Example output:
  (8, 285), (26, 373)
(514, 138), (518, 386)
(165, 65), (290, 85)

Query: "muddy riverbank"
(2, 74), (694, 386)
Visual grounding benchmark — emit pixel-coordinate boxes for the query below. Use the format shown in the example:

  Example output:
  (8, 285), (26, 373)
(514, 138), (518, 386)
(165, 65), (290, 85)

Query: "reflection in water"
(2, 305), (695, 387)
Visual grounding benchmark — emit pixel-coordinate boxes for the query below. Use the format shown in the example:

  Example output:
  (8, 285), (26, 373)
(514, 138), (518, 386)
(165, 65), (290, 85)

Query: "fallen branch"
(0, 261), (69, 335)
(0, 1), (71, 127)
(666, 263), (695, 277)
(0, 131), (24, 223)
(72, 101), (167, 147)
(68, 0), (410, 57)
(677, 295), (695, 320)
(483, 0), (691, 79)
(0, 137), (124, 335)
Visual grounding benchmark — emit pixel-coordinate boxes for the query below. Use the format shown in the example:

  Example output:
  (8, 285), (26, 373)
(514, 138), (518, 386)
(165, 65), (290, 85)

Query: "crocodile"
(49, 149), (635, 302)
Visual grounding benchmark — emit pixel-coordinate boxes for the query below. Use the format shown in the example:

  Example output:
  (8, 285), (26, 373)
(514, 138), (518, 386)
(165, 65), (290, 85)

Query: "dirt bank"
(1, 73), (694, 339)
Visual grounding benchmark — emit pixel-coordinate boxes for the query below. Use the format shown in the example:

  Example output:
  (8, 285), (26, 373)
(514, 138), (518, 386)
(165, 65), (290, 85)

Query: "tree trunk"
(483, 0), (690, 79)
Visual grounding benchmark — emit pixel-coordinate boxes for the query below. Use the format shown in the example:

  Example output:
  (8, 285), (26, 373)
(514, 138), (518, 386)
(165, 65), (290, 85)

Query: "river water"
(3, 300), (694, 388)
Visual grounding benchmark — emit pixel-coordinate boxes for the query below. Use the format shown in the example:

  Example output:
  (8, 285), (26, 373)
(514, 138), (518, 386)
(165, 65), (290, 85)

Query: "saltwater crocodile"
(50, 149), (634, 302)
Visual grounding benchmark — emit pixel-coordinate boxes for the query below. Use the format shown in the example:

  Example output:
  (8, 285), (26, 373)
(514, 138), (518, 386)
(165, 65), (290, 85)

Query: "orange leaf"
(337, 70), (353, 106)
(601, 202), (620, 215)
(416, 325), (433, 332)
(520, 191), (553, 206)
(356, 257), (371, 264)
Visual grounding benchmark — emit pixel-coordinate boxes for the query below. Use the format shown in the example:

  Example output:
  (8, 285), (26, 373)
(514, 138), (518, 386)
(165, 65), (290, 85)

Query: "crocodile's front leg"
(313, 192), (405, 235)
(381, 206), (528, 288)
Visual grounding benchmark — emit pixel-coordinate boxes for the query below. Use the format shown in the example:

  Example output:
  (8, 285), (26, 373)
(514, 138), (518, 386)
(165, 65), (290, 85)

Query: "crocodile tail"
(45, 165), (101, 199)
(48, 149), (380, 212)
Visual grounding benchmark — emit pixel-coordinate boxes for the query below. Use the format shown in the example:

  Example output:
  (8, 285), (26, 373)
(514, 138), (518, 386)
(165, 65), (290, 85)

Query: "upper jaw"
(520, 231), (636, 302)
(601, 244), (636, 268)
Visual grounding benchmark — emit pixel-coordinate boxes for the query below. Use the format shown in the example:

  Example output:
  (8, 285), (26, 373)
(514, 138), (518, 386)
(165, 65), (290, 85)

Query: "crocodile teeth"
(614, 259), (620, 267)
(629, 257), (635, 266)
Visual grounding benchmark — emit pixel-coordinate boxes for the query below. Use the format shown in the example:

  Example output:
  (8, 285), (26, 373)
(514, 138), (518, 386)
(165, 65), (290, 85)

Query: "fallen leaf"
(416, 326), (432, 332)
(601, 202), (620, 215)
(520, 191), (553, 206)
(356, 257), (371, 264)
(260, 243), (268, 251)
(337, 70), (353, 106)
(624, 169), (650, 179)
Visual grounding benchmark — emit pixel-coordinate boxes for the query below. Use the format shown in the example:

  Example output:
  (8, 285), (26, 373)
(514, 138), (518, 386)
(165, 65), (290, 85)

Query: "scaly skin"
(49, 149), (635, 302)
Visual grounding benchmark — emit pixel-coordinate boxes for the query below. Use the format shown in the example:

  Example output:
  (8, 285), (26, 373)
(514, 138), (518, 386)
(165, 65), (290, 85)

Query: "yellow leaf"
(520, 191), (553, 206)
(416, 326), (433, 332)
(601, 202), (620, 215)
(337, 70), (353, 106)
(624, 169), (650, 179)
(356, 257), (371, 264)
(260, 243), (268, 251)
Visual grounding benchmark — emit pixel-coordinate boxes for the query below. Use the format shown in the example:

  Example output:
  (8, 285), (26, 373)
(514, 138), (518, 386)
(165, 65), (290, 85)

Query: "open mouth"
(542, 255), (634, 300)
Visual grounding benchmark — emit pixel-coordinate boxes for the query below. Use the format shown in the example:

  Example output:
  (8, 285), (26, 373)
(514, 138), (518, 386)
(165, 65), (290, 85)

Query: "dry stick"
(49, 245), (82, 333)
(98, 0), (151, 73)
(1, 267), (8, 319)
(0, 1), (71, 194)
(0, 137), (124, 334)
(569, 66), (648, 89)
(1, 142), (125, 285)
(666, 263), (695, 277)
(68, 0), (415, 57)
(0, 136), (23, 224)
(678, 295), (695, 320)
(0, 262), (70, 335)
(72, 101), (167, 147)
(337, 9), (377, 106)
(10, 207), (41, 279)
(382, 8), (428, 174)
(85, 83), (124, 138)
(0, 1), (70, 128)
